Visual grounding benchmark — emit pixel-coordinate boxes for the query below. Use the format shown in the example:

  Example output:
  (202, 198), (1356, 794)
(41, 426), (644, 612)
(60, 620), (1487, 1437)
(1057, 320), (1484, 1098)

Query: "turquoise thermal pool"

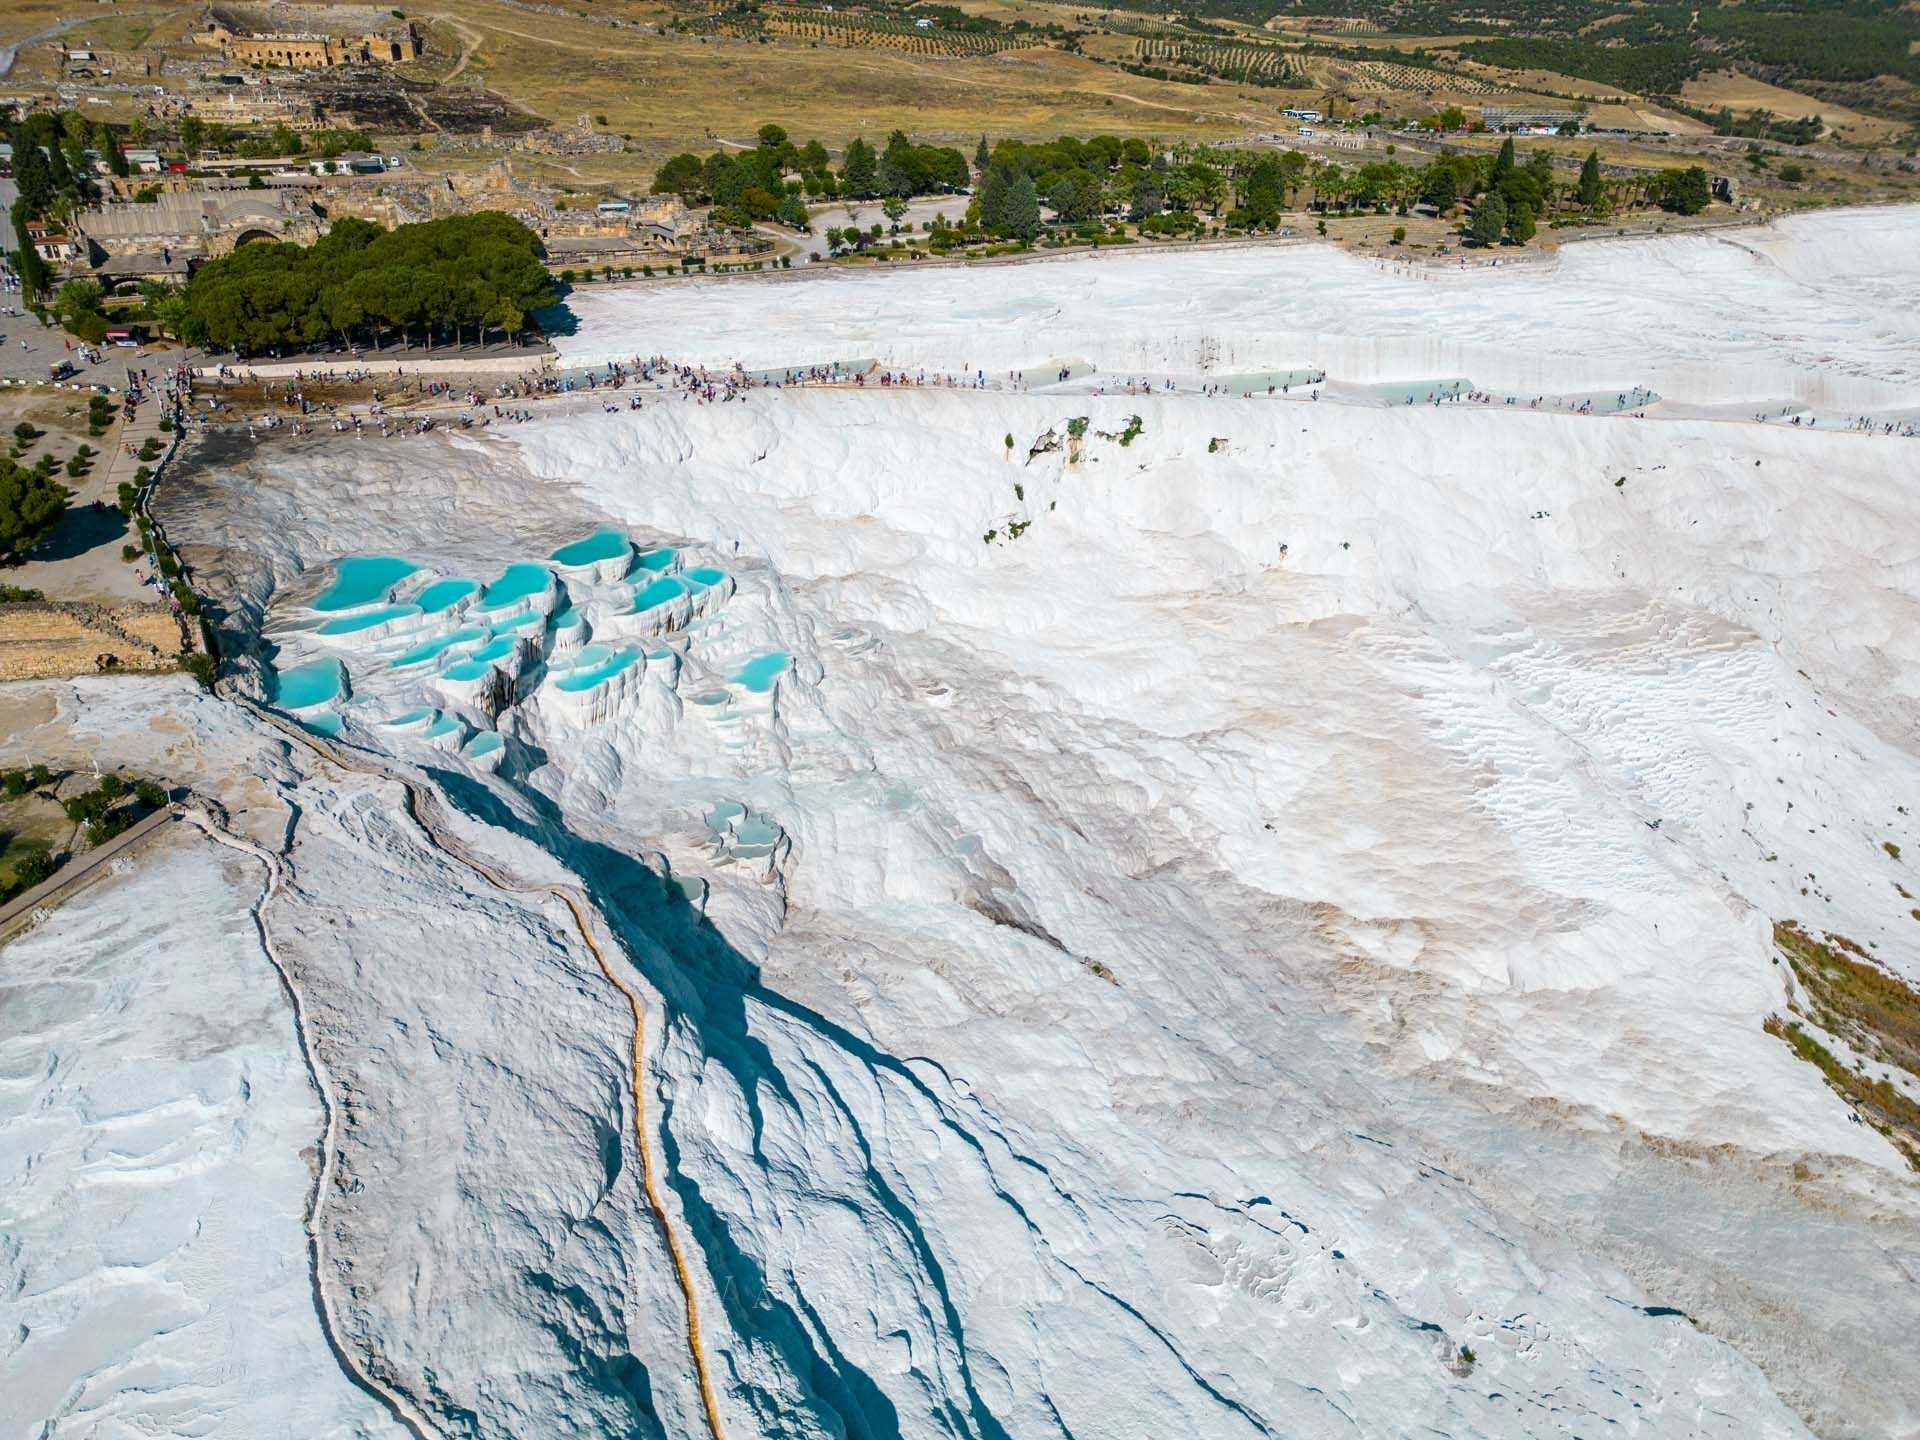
(424, 714), (464, 740)
(1371, 378), (1473, 405)
(683, 567), (728, 589)
(1214, 369), (1326, 393)
(318, 603), (421, 637)
(734, 816), (780, 846)
(462, 731), (505, 759)
(732, 651), (791, 693)
(414, 578), (479, 614)
(312, 556), (418, 612)
(443, 659), (495, 683)
(470, 637), (517, 664)
(477, 563), (551, 611)
(301, 711), (344, 737)
(555, 647), (641, 693)
(273, 657), (344, 709)
(550, 529), (630, 566)
(384, 707), (433, 728)
(635, 547), (677, 573)
(489, 609), (543, 633)
(631, 576), (687, 611)
(390, 626), (486, 669)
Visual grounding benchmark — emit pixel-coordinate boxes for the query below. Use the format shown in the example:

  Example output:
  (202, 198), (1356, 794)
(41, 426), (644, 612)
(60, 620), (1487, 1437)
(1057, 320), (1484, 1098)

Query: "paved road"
(783, 196), (973, 264)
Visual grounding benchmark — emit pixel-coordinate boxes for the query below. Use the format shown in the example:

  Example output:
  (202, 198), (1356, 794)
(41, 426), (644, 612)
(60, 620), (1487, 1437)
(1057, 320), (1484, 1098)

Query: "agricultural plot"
(1132, 37), (1304, 86)
(1345, 58), (1513, 94)
(767, 10), (1030, 56)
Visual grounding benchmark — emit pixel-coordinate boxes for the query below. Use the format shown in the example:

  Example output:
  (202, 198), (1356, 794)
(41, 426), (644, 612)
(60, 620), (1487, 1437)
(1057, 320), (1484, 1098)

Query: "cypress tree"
(979, 159), (1017, 232)
(1007, 173), (1041, 241)
(1577, 150), (1603, 209)
(11, 139), (54, 215)
(974, 134), (989, 171)
(1469, 191), (1507, 246)
(1491, 136), (1516, 185)
(842, 137), (877, 199)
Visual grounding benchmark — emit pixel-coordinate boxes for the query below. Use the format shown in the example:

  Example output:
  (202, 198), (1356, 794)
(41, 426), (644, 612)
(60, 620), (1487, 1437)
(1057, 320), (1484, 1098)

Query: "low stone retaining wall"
(0, 804), (180, 941)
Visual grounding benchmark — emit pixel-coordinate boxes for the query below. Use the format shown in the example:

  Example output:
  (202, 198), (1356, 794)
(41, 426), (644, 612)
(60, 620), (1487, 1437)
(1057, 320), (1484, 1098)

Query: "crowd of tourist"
(183, 351), (1919, 444)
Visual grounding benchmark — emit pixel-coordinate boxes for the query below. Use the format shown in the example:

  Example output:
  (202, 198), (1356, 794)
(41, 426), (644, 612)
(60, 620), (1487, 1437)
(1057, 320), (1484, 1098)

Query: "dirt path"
(459, 14), (648, 57)
(1079, 84), (1263, 123)
(435, 16), (483, 83)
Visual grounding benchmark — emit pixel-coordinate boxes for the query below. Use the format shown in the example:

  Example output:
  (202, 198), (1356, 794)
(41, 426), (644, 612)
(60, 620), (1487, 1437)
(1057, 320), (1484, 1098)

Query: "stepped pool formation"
(13, 207), (1920, 1440)
(262, 530), (769, 754)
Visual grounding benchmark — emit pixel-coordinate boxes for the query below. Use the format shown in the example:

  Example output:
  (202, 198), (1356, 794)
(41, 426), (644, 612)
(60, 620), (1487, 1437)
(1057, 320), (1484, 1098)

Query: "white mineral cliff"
(5, 208), (1919, 1440)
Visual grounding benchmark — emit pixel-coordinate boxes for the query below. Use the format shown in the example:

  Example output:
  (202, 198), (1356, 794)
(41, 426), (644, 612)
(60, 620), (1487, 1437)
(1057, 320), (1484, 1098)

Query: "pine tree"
(975, 134), (989, 172)
(1577, 150), (1603, 209)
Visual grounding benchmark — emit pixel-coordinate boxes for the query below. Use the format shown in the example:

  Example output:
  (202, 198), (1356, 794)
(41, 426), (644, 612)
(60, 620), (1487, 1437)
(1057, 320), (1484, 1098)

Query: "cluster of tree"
(1458, 36), (1705, 94)
(651, 124), (971, 227)
(653, 124), (824, 226)
(11, 110), (118, 212)
(1693, 4), (1920, 86)
(0, 843), (57, 904)
(654, 126), (1174, 229)
(1227, 150), (1310, 227)
(9, 110), (122, 300)
(1117, 61), (1210, 86)
(1415, 106), (1473, 132)
(1659, 99), (1823, 146)
(980, 134), (1154, 182)
(1456, 140), (1569, 242)
(980, 136), (1232, 228)
(1483, 137), (1553, 238)
(1463, 150), (1706, 239)
(179, 214), (554, 354)
(60, 771), (169, 847)
(51, 278), (109, 345)
(828, 132), (970, 203)
(0, 453), (68, 560)
(1458, 4), (1917, 99)
(176, 114), (374, 161)
(1285, 0), (1498, 35)
(1650, 165), (1713, 215)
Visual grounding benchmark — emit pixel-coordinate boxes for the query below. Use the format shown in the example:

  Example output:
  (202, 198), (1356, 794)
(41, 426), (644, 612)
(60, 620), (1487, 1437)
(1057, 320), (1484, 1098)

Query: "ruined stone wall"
(0, 603), (188, 682)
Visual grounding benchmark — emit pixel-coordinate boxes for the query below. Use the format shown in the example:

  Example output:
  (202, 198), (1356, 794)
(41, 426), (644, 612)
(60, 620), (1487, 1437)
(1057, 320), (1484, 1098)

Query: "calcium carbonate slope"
(9, 205), (1917, 1440)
